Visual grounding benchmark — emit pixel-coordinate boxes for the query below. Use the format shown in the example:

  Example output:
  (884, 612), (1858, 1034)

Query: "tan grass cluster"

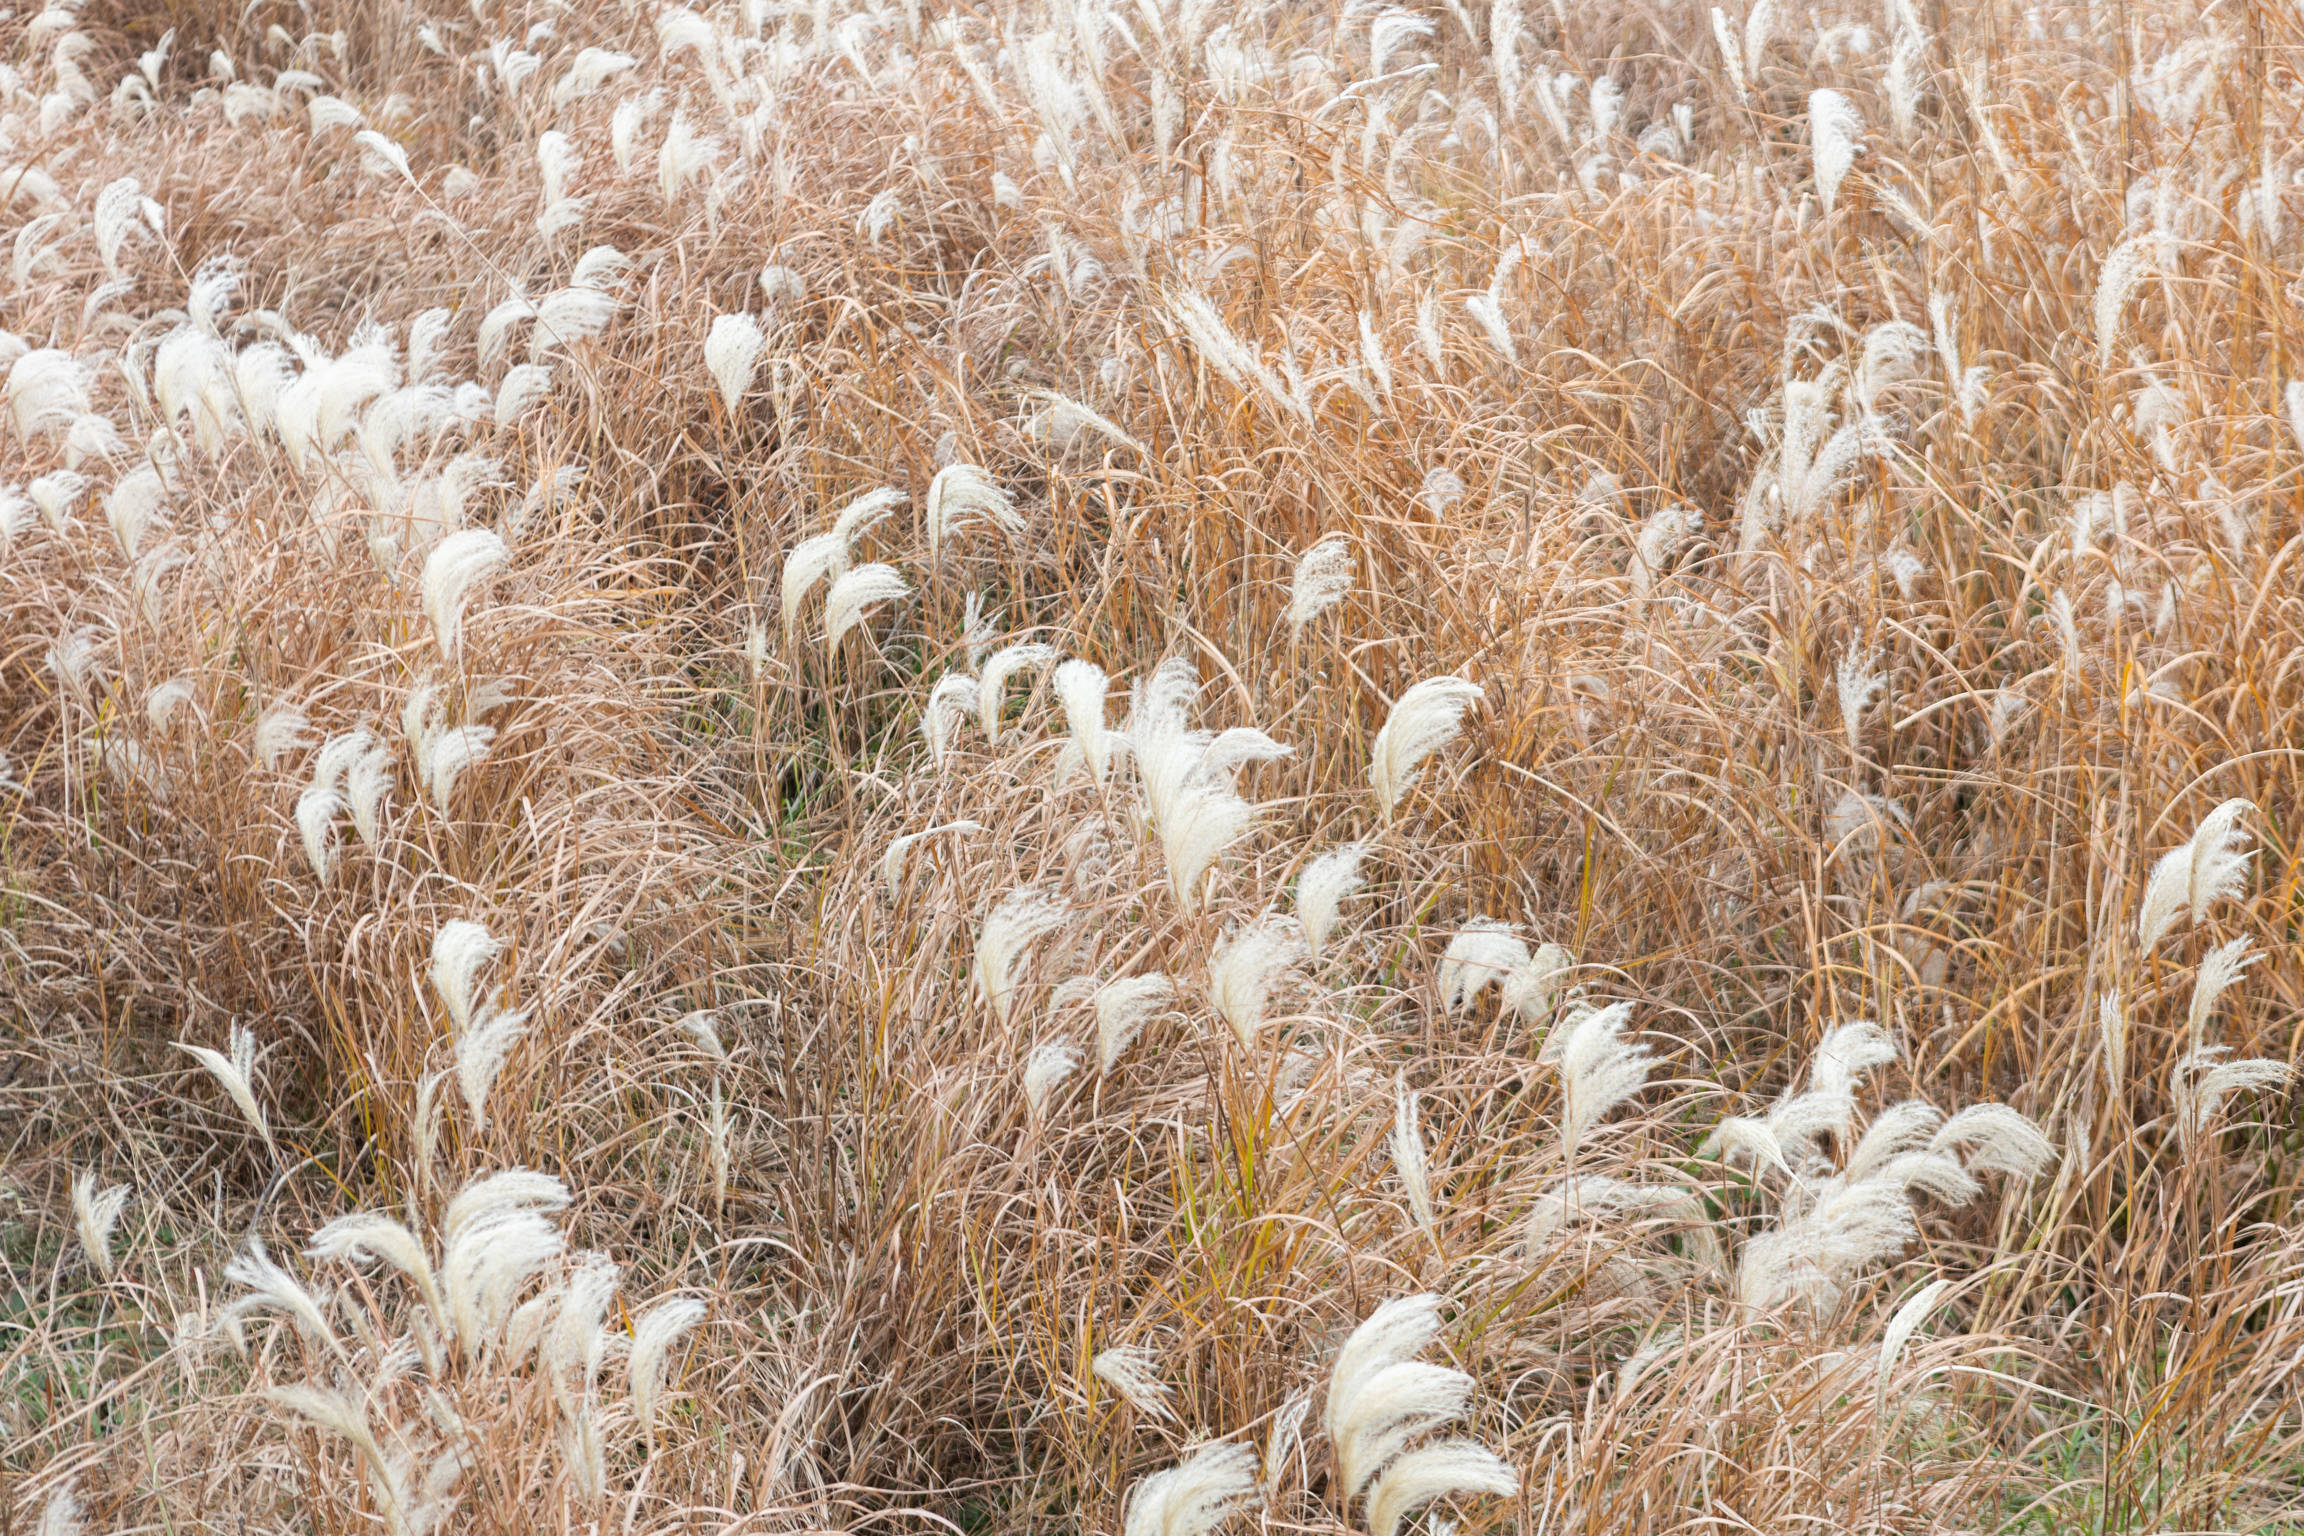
(4, 0), (2303, 1531)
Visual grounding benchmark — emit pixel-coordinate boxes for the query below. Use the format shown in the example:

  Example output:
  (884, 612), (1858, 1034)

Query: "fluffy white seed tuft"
(1368, 677), (1483, 817)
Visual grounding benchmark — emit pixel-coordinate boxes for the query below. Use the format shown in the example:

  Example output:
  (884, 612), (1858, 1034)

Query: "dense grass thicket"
(4, 0), (2303, 1530)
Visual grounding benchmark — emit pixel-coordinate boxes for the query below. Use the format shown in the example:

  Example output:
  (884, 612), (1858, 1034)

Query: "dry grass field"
(3, 0), (2303, 1529)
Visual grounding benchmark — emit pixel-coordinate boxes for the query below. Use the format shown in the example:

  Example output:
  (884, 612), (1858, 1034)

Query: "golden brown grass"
(4, 0), (2302, 1531)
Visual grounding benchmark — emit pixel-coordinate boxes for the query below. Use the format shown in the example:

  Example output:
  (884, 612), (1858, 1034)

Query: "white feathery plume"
(1927, 1103), (2054, 1177)
(494, 363), (553, 425)
(529, 285), (622, 360)
(1053, 659), (1114, 783)
(1436, 919), (1528, 1010)
(1122, 1440), (1261, 1536)
(1207, 918), (1305, 1051)
(222, 1238), (337, 1346)
(2137, 798), (2255, 953)
(1842, 1099), (1943, 1183)
(1023, 1042), (1080, 1117)
(2170, 1048), (2292, 1154)
(1628, 506), (1698, 602)
(1500, 943), (1575, 1022)
(573, 249), (633, 294)
(1092, 1346), (1178, 1421)
(1836, 646), (1883, 758)
(456, 1004), (529, 1130)
(675, 1010), (726, 1063)
(1742, 0), (1778, 79)
(1463, 245), (1520, 365)
(1325, 1299), (1474, 1499)
(2186, 936), (2259, 1043)
(704, 312), (765, 413)
(70, 1170), (129, 1279)
(1364, 1442), (1519, 1536)
(1126, 657), (1210, 830)
(307, 1212), (444, 1324)
(1390, 1084), (1438, 1242)
(540, 1250), (620, 1398)
(1525, 1173), (1723, 1270)
(30, 471), (88, 532)
(1811, 1020), (1901, 1099)
(2100, 989), (2127, 1089)
(104, 466), (167, 557)
(254, 705), (315, 770)
(1545, 1002), (1653, 1152)
(423, 725), (495, 810)
(611, 91), (661, 172)
(1876, 1277), (1952, 1415)
(824, 563), (910, 653)
(629, 1296), (707, 1443)
(1421, 467), (1468, 517)
(406, 307), (454, 383)
(781, 532), (849, 639)
(35, 1483), (81, 1536)
(1286, 536), (1355, 634)
(8, 349), (91, 441)
(1368, 677), (1483, 818)
(145, 677), (197, 731)
(2286, 380), (2304, 459)
(1808, 89), (1864, 215)
(1095, 974), (1176, 1072)
(975, 889), (1070, 1026)
(420, 529), (508, 659)
(477, 290), (536, 367)
(880, 819), (985, 890)
(430, 919), (502, 1035)
(347, 746), (395, 844)
(554, 46), (637, 105)
(2093, 236), (2153, 371)
(307, 95), (362, 131)
(925, 463), (1022, 561)
(1164, 782), (1257, 911)
(1736, 1176), (1920, 1310)
(977, 642), (1058, 741)
(354, 129), (415, 183)
(1297, 844), (1368, 958)
(175, 1022), (276, 1154)
(439, 1174), (567, 1353)
(263, 1385), (407, 1530)
(923, 672), (979, 763)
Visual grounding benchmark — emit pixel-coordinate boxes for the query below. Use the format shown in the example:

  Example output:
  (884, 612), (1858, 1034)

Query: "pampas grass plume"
(421, 528), (508, 659)
(176, 1022), (277, 1155)
(431, 919), (502, 1034)
(824, 563), (909, 653)
(1122, 1440), (1261, 1536)
(1053, 658), (1114, 782)
(1022, 1041), (1079, 1117)
(1364, 1441), (1518, 1536)
(1546, 1002), (1653, 1152)
(1296, 843), (1367, 957)
(1286, 536), (1354, 634)
(1207, 919), (1304, 1050)
(925, 463), (1021, 562)
(1390, 1084), (1437, 1242)
(70, 1170), (129, 1278)
(978, 642), (1057, 741)
(630, 1296), (707, 1443)
(1809, 89), (1864, 215)
(704, 311), (765, 413)
(1096, 974), (1175, 1071)
(976, 889), (1069, 1026)
(1437, 919), (1528, 1010)
(1092, 1345), (1177, 1421)
(2138, 797), (2255, 953)
(1369, 676), (1483, 817)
